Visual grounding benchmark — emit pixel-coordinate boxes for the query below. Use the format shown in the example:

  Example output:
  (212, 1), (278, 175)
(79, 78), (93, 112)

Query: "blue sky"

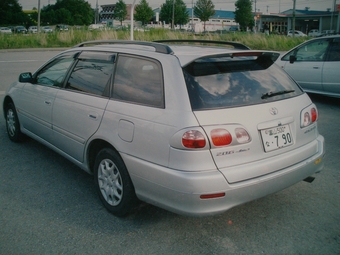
(19, 0), (337, 14)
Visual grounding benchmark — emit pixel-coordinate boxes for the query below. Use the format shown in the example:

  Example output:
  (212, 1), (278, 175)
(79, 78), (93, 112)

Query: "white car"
(276, 35), (340, 98)
(0, 27), (12, 34)
(88, 24), (105, 30)
(287, 30), (307, 37)
(41, 26), (53, 33)
(28, 26), (38, 33)
(308, 29), (321, 37)
(3, 40), (325, 217)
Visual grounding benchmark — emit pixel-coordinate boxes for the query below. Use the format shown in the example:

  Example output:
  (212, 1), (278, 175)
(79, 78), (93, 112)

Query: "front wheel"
(94, 148), (138, 217)
(5, 102), (23, 142)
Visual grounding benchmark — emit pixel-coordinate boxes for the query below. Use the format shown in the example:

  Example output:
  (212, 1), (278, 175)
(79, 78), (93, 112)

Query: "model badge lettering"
(216, 148), (250, 156)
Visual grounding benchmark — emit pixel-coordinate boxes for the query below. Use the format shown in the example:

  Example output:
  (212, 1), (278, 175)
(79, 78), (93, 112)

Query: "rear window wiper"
(261, 90), (295, 99)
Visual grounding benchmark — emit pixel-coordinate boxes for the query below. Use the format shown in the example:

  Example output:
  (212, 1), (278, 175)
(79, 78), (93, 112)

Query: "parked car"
(287, 30), (307, 37)
(308, 29), (321, 37)
(0, 27), (12, 34)
(14, 26), (27, 34)
(88, 24), (105, 30)
(229, 26), (239, 31)
(3, 40), (325, 217)
(28, 26), (38, 33)
(276, 35), (340, 98)
(41, 26), (53, 33)
(321, 30), (336, 36)
(56, 24), (68, 31)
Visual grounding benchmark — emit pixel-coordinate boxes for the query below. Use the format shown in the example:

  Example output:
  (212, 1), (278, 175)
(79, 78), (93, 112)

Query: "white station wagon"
(3, 40), (325, 216)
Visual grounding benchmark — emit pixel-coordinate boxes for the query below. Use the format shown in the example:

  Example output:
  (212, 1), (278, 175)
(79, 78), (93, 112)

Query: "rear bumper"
(125, 135), (325, 216)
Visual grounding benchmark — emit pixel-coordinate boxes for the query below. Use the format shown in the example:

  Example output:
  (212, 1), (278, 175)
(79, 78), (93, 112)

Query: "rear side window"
(66, 51), (115, 96)
(112, 55), (164, 108)
(183, 54), (303, 110)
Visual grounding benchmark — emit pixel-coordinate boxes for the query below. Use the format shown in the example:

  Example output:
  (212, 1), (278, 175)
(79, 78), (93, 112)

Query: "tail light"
(301, 104), (318, 128)
(173, 126), (251, 150)
(182, 130), (206, 148)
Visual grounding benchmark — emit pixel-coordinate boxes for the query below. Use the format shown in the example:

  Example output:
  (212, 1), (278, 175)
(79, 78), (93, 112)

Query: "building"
(256, 9), (340, 34)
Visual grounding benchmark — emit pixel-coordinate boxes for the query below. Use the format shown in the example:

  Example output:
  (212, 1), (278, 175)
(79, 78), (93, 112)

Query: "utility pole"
(37, 0), (41, 33)
(330, 0), (336, 30)
(191, 0), (194, 32)
(172, 0), (175, 29)
(95, 0), (99, 24)
(131, 0), (137, 40)
(292, 0), (296, 36)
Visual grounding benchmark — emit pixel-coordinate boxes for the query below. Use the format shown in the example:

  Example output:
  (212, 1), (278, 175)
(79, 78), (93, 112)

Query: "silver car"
(276, 35), (340, 98)
(3, 40), (325, 217)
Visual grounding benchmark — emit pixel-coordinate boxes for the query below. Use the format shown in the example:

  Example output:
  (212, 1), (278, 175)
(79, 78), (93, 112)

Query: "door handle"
(88, 113), (98, 119)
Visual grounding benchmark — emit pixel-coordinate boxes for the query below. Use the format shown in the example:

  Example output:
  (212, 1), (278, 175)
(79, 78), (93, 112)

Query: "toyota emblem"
(269, 107), (278, 115)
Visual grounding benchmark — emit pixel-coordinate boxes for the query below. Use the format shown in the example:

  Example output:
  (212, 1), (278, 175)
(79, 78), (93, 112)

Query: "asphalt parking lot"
(0, 50), (339, 255)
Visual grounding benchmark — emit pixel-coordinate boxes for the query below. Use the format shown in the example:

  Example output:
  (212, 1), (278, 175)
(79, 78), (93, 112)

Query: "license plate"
(261, 124), (293, 152)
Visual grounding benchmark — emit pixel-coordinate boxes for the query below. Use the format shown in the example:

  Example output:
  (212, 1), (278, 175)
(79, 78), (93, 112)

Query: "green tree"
(114, 0), (128, 26)
(54, 8), (72, 25)
(160, 0), (189, 28)
(41, 0), (94, 25)
(134, 0), (154, 25)
(0, 0), (29, 26)
(194, 0), (215, 32)
(175, 0), (189, 27)
(234, 0), (254, 31)
(40, 6), (56, 25)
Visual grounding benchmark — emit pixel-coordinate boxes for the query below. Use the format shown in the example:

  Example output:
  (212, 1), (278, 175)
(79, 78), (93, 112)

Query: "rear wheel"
(5, 102), (23, 142)
(94, 148), (138, 217)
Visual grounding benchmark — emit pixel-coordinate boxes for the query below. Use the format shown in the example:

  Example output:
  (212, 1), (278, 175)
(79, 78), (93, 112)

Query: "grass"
(0, 28), (309, 51)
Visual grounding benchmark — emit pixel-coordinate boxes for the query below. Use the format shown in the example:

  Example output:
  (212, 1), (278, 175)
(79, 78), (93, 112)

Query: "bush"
(0, 29), (309, 51)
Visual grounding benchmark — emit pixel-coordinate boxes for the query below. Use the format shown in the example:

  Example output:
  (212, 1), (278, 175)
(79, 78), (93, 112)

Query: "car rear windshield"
(183, 54), (303, 110)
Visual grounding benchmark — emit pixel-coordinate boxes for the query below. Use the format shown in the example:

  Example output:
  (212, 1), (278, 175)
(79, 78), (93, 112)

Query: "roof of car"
(72, 40), (252, 64)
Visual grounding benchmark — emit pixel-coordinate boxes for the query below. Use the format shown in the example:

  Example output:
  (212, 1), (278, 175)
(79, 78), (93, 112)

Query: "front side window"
(283, 39), (330, 62)
(112, 55), (164, 108)
(184, 55), (303, 110)
(35, 53), (76, 87)
(66, 52), (115, 96)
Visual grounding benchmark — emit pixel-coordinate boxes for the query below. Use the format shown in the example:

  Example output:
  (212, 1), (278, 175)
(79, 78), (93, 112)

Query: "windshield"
(183, 55), (303, 110)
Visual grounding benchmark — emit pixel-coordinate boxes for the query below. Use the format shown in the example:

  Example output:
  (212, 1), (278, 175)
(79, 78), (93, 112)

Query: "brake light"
(232, 52), (262, 57)
(182, 130), (206, 148)
(301, 105), (318, 127)
(311, 108), (317, 122)
(211, 129), (232, 146)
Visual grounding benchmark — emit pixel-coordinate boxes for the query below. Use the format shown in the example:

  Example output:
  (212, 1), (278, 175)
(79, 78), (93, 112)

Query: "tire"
(5, 102), (23, 142)
(94, 148), (138, 217)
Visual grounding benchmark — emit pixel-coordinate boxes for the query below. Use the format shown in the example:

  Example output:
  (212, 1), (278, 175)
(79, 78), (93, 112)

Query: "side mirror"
(289, 55), (297, 64)
(19, 72), (34, 83)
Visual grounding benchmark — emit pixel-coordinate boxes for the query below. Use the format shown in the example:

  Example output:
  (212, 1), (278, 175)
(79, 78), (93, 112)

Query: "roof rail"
(73, 40), (174, 54)
(153, 39), (251, 50)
